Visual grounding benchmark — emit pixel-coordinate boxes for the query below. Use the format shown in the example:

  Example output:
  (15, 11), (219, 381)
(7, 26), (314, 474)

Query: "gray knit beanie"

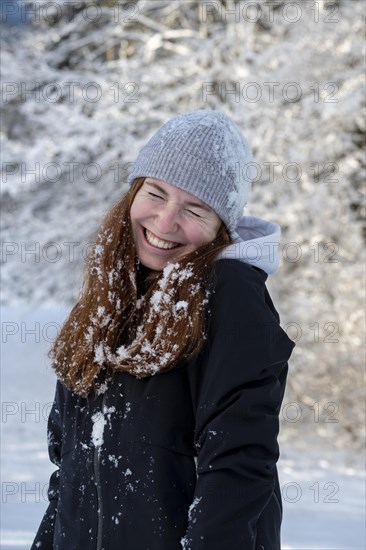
(127, 109), (254, 232)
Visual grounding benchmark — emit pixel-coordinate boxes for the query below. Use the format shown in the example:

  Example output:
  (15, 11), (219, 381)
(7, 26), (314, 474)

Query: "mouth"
(142, 226), (183, 250)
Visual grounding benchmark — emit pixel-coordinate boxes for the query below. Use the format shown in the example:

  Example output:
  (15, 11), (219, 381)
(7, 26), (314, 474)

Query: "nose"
(154, 203), (179, 235)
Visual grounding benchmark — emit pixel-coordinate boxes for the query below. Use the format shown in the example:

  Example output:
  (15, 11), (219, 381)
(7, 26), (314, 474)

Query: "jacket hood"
(216, 215), (281, 275)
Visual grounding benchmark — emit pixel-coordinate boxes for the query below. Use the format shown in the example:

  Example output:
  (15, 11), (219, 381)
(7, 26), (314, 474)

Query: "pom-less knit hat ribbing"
(127, 109), (254, 232)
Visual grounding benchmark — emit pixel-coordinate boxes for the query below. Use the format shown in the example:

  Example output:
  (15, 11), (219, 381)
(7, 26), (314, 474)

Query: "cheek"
(129, 199), (138, 222)
(187, 224), (216, 247)
(130, 198), (148, 222)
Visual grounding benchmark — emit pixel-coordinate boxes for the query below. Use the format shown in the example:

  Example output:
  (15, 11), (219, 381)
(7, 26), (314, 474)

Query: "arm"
(184, 260), (295, 550)
(30, 380), (64, 550)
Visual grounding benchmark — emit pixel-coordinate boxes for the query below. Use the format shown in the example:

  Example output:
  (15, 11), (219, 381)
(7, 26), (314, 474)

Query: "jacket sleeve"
(30, 380), (64, 550)
(183, 260), (295, 550)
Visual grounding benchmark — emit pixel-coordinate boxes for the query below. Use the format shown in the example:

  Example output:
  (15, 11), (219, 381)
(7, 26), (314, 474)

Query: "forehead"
(143, 178), (210, 209)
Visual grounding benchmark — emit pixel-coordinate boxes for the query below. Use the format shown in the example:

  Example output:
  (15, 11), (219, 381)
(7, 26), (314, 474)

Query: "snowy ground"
(1, 305), (365, 549)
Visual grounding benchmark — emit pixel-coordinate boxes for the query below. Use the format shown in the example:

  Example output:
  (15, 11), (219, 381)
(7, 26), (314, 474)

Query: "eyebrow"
(144, 181), (212, 212)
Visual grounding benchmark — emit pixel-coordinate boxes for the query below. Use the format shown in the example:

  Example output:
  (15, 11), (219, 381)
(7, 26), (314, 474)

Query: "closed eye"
(147, 190), (202, 218)
(148, 192), (164, 199)
(186, 209), (202, 218)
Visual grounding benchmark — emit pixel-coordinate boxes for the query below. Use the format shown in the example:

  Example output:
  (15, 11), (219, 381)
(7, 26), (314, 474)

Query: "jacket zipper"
(94, 392), (108, 550)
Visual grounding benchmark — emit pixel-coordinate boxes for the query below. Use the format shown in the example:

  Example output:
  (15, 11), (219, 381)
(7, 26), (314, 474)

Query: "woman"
(31, 110), (295, 550)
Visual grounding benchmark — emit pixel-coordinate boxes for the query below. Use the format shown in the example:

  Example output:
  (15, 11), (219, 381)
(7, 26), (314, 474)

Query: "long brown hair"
(49, 178), (234, 398)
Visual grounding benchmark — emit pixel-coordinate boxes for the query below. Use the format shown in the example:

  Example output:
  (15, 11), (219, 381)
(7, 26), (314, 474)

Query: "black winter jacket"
(31, 259), (295, 550)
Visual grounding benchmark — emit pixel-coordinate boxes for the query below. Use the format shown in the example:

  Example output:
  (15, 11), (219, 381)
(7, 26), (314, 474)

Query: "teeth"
(145, 228), (180, 250)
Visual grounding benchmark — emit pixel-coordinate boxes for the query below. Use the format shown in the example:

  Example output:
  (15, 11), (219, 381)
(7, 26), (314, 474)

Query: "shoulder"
(208, 259), (280, 326)
(212, 258), (268, 299)
(199, 260), (295, 380)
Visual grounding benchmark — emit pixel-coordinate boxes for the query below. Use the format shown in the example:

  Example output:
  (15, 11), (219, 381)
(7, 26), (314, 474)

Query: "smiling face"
(130, 178), (222, 271)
